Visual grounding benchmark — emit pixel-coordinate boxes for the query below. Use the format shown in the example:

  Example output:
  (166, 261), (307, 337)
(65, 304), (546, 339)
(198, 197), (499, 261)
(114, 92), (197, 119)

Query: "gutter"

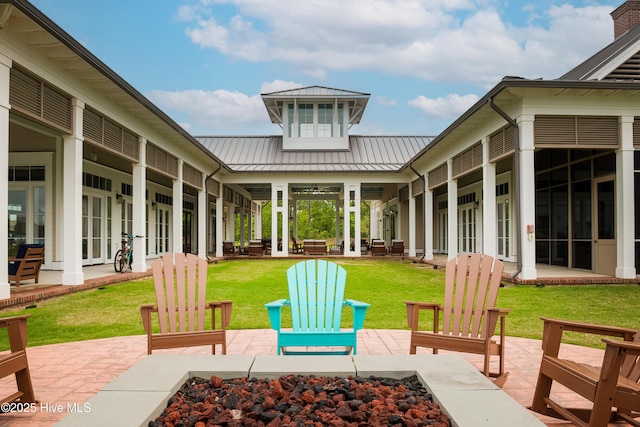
(487, 98), (522, 279)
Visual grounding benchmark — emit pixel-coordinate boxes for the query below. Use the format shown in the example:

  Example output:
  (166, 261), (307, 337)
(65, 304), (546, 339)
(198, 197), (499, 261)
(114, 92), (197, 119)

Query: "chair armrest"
(540, 317), (637, 358)
(485, 307), (512, 338)
(265, 299), (289, 331)
(541, 317), (636, 339)
(208, 300), (233, 329)
(345, 299), (370, 330)
(0, 314), (31, 352)
(404, 301), (441, 330)
(140, 305), (156, 333)
(602, 338), (640, 355)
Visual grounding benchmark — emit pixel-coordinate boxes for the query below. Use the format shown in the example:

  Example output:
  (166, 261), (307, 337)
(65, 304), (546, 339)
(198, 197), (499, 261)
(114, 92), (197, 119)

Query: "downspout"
(488, 98), (522, 279)
(204, 165), (223, 259)
(409, 165), (427, 261)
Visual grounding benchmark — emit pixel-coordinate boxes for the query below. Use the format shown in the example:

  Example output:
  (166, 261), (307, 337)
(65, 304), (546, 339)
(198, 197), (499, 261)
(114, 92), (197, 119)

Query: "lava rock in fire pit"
(151, 374), (450, 427)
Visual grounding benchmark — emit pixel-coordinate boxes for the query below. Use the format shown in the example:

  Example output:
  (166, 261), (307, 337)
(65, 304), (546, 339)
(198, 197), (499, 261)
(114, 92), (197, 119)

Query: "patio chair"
(390, 239), (404, 255)
(370, 239), (386, 256)
(248, 239), (263, 256)
(291, 237), (303, 254)
(140, 253), (232, 354)
(8, 244), (44, 288)
(405, 253), (510, 386)
(222, 241), (236, 257)
(529, 317), (640, 427)
(265, 259), (370, 355)
(0, 315), (35, 405)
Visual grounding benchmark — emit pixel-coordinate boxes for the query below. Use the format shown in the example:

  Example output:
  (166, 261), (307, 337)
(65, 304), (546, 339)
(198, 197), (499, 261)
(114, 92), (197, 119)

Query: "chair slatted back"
(442, 253), (504, 338)
(621, 326), (640, 382)
(152, 253), (207, 334)
(287, 260), (346, 333)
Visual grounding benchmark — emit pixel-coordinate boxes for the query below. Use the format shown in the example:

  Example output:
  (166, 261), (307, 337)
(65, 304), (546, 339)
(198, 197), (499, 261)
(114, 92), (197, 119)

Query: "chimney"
(611, 1), (640, 38)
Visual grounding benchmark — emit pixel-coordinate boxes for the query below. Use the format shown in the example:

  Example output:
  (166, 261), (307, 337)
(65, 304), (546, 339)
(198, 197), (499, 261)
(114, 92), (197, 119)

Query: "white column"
(353, 184), (361, 256)
(271, 183), (288, 256)
(255, 203), (262, 239)
(215, 194), (224, 257)
(423, 175), (434, 261)
(616, 116), (636, 278)
(131, 138), (147, 272)
(482, 137), (497, 258)
(408, 194), (416, 257)
(447, 159), (458, 260)
(62, 99), (85, 285)
(518, 115), (537, 280)
(343, 183), (361, 256)
(239, 204), (246, 247)
(197, 174), (207, 259)
(0, 55), (10, 298)
(335, 200), (340, 243)
(172, 160), (183, 254)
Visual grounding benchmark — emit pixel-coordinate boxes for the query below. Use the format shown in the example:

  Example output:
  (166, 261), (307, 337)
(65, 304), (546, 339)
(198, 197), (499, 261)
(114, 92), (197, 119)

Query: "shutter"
(428, 163), (447, 189)
(10, 66), (72, 133)
(535, 115), (619, 148)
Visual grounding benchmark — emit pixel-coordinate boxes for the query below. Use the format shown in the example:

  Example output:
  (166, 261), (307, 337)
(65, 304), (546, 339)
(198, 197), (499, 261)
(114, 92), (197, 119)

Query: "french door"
(593, 177), (616, 275)
(82, 194), (106, 265)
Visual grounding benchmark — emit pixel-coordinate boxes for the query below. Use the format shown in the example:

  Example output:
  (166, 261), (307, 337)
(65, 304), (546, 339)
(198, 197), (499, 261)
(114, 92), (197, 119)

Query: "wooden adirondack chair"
(8, 244), (44, 288)
(405, 253), (510, 386)
(529, 318), (640, 427)
(140, 253), (232, 354)
(0, 315), (35, 405)
(265, 259), (370, 355)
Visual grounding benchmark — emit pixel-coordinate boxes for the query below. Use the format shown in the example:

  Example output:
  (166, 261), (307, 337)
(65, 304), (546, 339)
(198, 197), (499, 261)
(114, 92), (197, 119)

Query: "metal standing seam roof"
(196, 135), (434, 173)
(261, 85), (370, 98)
(560, 21), (640, 80)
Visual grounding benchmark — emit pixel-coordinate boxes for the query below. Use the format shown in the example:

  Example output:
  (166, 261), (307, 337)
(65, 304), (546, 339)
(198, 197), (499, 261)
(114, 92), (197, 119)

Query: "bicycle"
(114, 233), (142, 273)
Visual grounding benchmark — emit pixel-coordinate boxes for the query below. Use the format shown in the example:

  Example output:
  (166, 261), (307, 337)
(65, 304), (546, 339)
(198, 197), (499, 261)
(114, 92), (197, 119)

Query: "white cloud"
(145, 79), (306, 134)
(146, 88), (265, 134)
(409, 93), (479, 119)
(376, 96), (397, 107)
(179, 1), (615, 85)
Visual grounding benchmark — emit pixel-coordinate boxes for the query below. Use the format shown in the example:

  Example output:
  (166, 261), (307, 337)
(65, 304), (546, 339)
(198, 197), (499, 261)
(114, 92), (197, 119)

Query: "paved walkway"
(0, 329), (615, 427)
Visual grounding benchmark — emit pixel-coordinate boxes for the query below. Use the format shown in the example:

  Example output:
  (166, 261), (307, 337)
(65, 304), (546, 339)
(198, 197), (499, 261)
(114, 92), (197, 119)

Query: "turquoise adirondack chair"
(265, 259), (370, 355)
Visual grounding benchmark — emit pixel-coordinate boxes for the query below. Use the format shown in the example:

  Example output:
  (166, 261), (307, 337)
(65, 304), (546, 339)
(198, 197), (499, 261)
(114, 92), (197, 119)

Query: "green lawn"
(1, 258), (638, 350)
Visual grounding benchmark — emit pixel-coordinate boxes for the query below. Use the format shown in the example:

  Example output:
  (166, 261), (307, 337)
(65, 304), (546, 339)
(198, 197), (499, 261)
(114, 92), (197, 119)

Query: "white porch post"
(271, 182), (288, 256)
(62, 98), (85, 285)
(482, 136), (497, 258)
(518, 115), (537, 280)
(0, 55), (10, 298)
(447, 159), (458, 260)
(239, 204), (246, 247)
(616, 116), (636, 278)
(408, 193), (416, 257)
(335, 200), (340, 243)
(131, 137), (147, 272)
(343, 183), (361, 256)
(215, 192), (224, 257)
(423, 175), (434, 261)
(254, 203), (262, 239)
(197, 174), (207, 259)
(172, 160), (183, 254)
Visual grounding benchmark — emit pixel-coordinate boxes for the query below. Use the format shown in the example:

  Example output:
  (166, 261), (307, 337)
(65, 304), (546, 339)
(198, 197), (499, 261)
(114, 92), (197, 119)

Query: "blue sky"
(30, 0), (619, 137)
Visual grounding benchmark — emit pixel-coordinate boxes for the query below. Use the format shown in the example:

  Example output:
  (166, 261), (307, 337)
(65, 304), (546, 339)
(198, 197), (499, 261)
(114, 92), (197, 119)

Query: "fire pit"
(57, 354), (545, 427)
(151, 374), (450, 426)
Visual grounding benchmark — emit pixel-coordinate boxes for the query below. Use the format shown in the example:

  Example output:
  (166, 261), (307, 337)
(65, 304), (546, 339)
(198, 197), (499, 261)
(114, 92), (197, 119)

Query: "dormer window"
(287, 103), (345, 140)
(261, 86), (369, 151)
